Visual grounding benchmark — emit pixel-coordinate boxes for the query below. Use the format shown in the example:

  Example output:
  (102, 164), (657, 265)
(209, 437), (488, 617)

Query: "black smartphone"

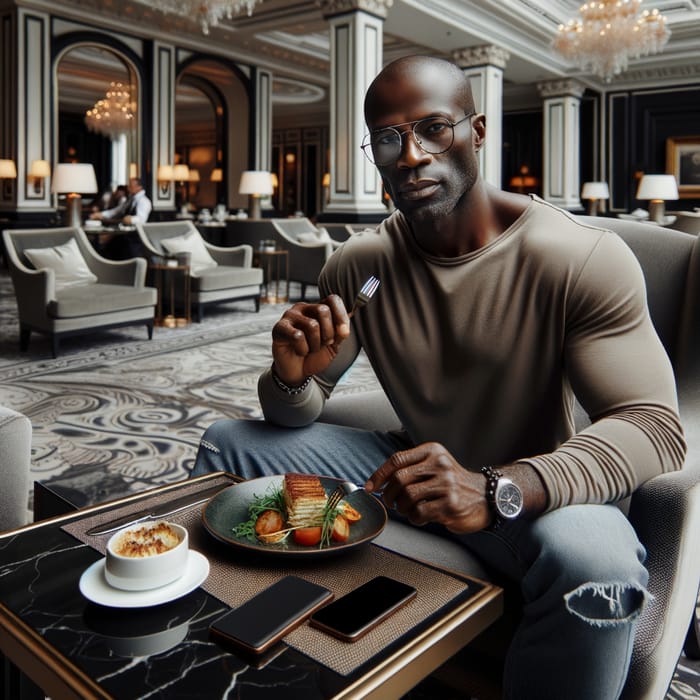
(209, 575), (333, 654)
(309, 576), (417, 642)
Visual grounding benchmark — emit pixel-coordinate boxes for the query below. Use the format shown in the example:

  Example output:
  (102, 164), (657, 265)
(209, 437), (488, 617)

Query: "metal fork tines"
(348, 275), (380, 318)
(326, 480), (362, 512)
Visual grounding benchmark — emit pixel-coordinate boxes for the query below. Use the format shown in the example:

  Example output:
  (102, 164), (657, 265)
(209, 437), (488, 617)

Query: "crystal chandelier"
(85, 82), (135, 139)
(553, 0), (670, 82)
(143, 0), (261, 34)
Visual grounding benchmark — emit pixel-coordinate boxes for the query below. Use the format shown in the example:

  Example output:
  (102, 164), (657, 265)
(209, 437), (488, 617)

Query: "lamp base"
(65, 194), (83, 228)
(586, 199), (599, 216)
(648, 200), (666, 225)
(248, 195), (262, 220)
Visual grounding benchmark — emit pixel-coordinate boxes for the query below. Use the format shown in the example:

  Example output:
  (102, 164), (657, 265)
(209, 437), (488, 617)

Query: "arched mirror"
(176, 60), (249, 213)
(56, 44), (140, 206)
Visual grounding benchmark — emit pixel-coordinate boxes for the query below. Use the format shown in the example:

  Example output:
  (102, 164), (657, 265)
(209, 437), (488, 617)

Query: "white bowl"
(105, 521), (188, 591)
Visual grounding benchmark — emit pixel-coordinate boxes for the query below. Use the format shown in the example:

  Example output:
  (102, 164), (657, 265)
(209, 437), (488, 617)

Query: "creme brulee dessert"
(112, 521), (181, 558)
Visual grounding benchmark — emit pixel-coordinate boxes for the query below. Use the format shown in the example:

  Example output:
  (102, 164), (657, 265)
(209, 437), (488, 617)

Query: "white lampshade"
(157, 164), (174, 181)
(210, 167), (223, 182)
(581, 181), (609, 200)
(238, 170), (274, 196)
(51, 163), (98, 194)
(636, 174), (679, 201)
(173, 164), (190, 181)
(28, 159), (51, 178)
(0, 159), (17, 178)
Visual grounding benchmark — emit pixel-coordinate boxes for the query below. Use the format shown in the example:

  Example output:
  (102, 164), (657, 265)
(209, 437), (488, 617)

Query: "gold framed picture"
(666, 136), (700, 198)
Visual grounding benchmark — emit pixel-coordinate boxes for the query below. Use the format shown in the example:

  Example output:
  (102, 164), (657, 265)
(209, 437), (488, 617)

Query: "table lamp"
(51, 163), (98, 228)
(636, 174), (679, 224)
(210, 168), (223, 182)
(0, 159), (17, 179)
(239, 170), (273, 219)
(28, 160), (51, 194)
(580, 181), (609, 216)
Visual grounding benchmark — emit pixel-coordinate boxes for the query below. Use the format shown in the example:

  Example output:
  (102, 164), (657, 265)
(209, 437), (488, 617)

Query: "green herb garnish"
(232, 486), (286, 541)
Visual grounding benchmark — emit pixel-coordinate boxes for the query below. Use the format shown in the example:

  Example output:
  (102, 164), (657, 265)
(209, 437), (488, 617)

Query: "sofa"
(0, 405), (31, 531)
(318, 215), (700, 699)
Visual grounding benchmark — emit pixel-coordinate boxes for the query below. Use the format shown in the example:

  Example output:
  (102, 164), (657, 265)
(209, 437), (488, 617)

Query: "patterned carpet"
(0, 268), (698, 698)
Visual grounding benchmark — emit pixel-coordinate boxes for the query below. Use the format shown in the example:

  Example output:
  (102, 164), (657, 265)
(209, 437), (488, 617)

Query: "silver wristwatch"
(481, 465), (524, 527)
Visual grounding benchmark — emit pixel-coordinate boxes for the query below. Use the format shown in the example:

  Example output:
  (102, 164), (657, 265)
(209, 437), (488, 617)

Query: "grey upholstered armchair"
(0, 404), (31, 531)
(2, 227), (157, 358)
(318, 216), (700, 699)
(135, 220), (262, 322)
(223, 218), (334, 301)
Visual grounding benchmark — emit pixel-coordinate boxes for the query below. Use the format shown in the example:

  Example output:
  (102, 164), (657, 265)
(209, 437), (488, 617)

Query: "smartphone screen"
(309, 576), (417, 641)
(209, 575), (333, 654)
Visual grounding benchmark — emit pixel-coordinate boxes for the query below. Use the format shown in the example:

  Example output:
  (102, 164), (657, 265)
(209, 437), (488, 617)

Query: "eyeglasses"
(361, 113), (475, 166)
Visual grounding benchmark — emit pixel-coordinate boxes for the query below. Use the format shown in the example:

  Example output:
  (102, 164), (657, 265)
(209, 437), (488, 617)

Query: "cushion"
(160, 230), (218, 275)
(24, 238), (98, 290)
(297, 230), (331, 244)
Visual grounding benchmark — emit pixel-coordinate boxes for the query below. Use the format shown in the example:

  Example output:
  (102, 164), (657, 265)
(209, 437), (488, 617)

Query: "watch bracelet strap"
(481, 465), (503, 530)
(271, 367), (312, 396)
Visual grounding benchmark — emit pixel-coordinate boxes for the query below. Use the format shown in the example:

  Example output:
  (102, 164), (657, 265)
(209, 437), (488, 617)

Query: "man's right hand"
(271, 294), (350, 386)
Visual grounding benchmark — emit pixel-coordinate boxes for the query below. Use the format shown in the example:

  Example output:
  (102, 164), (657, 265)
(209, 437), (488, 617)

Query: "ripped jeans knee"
(564, 581), (650, 627)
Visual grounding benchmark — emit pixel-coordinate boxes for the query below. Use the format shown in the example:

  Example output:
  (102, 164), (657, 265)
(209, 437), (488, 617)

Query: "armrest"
(206, 243), (253, 267)
(87, 254), (148, 287)
(8, 264), (56, 326)
(622, 389), (700, 698)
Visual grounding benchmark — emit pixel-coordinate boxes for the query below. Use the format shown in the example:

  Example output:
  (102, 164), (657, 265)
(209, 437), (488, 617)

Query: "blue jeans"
(192, 419), (649, 700)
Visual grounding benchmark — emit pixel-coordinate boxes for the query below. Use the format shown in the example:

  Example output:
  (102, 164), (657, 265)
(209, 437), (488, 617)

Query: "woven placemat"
(63, 478), (474, 676)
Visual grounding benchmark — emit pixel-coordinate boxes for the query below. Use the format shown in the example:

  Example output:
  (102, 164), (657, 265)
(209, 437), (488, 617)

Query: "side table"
(255, 248), (289, 303)
(150, 261), (191, 327)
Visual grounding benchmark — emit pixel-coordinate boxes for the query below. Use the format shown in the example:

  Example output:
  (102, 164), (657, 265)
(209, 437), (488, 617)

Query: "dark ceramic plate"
(201, 475), (387, 558)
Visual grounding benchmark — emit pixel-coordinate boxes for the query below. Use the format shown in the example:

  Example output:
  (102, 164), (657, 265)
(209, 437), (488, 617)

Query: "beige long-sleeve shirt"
(259, 196), (686, 509)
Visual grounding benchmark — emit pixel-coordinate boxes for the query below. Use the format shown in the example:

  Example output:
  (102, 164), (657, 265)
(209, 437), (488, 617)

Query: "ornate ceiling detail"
(537, 78), (586, 98)
(452, 45), (511, 70)
(316, 0), (393, 19)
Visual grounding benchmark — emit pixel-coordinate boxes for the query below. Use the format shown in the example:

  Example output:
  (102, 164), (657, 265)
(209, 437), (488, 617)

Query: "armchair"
(2, 227), (157, 358)
(0, 405), (31, 531)
(269, 218), (334, 301)
(134, 221), (263, 322)
(319, 216), (700, 699)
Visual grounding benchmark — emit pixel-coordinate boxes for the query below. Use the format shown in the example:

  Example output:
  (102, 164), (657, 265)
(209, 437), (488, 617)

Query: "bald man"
(193, 56), (685, 698)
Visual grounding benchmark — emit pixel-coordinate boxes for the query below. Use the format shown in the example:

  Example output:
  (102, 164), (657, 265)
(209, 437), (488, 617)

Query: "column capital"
(317, 0), (393, 19)
(537, 79), (585, 99)
(452, 45), (510, 70)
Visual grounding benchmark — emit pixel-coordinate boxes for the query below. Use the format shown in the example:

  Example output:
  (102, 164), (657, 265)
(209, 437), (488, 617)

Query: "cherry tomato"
(341, 503), (362, 523)
(293, 526), (322, 546)
(331, 514), (350, 542)
(255, 510), (285, 543)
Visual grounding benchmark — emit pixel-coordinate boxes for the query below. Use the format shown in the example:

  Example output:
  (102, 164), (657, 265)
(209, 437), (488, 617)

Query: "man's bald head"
(364, 56), (475, 125)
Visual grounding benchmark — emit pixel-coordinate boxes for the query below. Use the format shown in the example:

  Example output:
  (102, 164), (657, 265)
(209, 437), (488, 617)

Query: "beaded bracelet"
(271, 368), (312, 396)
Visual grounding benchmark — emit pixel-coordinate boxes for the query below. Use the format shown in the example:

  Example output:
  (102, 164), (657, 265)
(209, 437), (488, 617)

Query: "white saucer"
(79, 551), (209, 608)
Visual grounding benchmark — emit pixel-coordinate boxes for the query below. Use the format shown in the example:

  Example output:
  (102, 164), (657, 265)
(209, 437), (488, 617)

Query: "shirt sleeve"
(520, 232), (686, 509)
(257, 253), (361, 426)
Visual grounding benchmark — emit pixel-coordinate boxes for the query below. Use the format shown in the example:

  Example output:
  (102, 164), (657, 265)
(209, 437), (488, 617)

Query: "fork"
(326, 480), (362, 513)
(348, 275), (380, 318)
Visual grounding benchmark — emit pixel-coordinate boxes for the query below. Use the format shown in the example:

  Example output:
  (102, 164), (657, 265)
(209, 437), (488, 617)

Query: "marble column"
(453, 45), (509, 189)
(538, 79), (585, 210)
(318, 0), (392, 221)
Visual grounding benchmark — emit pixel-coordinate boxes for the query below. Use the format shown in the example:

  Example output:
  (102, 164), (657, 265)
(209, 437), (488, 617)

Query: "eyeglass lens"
(364, 117), (458, 166)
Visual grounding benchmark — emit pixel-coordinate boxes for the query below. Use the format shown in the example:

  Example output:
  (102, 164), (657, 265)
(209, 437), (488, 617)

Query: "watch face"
(496, 480), (523, 519)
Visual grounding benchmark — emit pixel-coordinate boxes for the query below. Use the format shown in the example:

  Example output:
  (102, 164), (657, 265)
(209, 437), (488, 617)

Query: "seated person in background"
(90, 177), (152, 226)
(93, 184), (128, 214)
(191, 56), (686, 699)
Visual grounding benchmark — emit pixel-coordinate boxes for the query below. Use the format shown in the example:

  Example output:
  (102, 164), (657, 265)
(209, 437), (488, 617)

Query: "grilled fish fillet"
(284, 473), (327, 527)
